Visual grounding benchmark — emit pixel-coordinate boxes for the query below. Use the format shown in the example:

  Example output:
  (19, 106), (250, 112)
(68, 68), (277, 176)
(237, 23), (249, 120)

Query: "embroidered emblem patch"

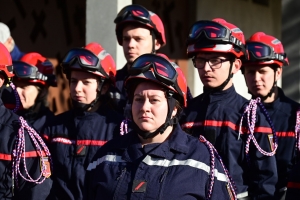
(40, 157), (51, 178)
(132, 180), (147, 193)
(268, 134), (275, 152)
(76, 145), (86, 156)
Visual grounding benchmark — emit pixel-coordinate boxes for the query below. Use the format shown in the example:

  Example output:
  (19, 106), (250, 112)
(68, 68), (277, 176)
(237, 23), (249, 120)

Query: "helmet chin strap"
(134, 90), (178, 140)
(204, 61), (234, 93)
(72, 79), (104, 113)
(151, 30), (156, 54)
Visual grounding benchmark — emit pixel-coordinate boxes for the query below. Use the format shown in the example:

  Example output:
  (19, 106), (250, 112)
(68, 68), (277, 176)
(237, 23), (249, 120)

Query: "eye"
(209, 58), (221, 65)
(134, 97), (144, 102)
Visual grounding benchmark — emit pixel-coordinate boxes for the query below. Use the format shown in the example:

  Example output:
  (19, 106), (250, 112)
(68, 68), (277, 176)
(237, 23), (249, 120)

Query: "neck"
(126, 62), (132, 71)
(139, 125), (173, 146)
(262, 87), (278, 103)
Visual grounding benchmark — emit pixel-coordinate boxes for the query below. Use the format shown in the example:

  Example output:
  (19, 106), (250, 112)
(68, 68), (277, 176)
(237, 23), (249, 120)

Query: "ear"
(275, 67), (283, 81)
(231, 58), (242, 74)
(100, 82), (109, 95)
(171, 106), (178, 118)
(154, 39), (161, 51)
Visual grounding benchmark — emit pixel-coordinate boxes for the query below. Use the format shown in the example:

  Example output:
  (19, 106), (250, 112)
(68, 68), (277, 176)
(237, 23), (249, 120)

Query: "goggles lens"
(246, 42), (273, 60)
(114, 5), (151, 24)
(188, 21), (229, 42)
(13, 61), (46, 81)
(62, 48), (99, 69)
(130, 54), (177, 85)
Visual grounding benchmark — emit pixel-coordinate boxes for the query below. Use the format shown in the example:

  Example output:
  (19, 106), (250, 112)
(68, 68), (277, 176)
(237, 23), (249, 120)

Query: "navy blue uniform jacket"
(0, 99), (52, 199)
(43, 103), (123, 200)
(180, 86), (278, 199)
(85, 124), (234, 200)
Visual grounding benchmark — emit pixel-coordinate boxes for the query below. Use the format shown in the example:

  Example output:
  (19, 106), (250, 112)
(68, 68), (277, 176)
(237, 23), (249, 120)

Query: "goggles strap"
(151, 30), (156, 54)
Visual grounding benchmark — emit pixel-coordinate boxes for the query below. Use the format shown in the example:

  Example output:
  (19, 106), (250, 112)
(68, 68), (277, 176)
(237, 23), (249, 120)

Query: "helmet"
(124, 53), (187, 107)
(114, 4), (166, 46)
(243, 32), (288, 68)
(13, 52), (57, 87)
(187, 18), (246, 58)
(20, 53), (54, 75)
(61, 42), (117, 84)
(0, 42), (14, 83)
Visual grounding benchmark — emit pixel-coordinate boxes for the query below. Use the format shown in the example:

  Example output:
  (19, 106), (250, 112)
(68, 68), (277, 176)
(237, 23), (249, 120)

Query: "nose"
(203, 61), (212, 71)
(128, 38), (136, 48)
(254, 71), (261, 81)
(74, 81), (83, 93)
(16, 87), (23, 97)
(140, 99), (151, 112)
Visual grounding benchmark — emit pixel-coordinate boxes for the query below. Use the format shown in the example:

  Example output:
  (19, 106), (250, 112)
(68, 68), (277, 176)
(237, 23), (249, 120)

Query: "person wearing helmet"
(42, 42), (123, 200)
(113, 4), (165, 113)
(242, 32), (299, 200)
(8, 52), (57, 132)
(113, 4), (192, 114)
(180, 19), (278, 199)
(85, 53), (236, 200)
(0, 43), (52, 199)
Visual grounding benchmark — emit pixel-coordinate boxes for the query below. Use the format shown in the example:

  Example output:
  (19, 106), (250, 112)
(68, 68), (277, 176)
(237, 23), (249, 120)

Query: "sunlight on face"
(132, 81), (169, 133)
(69, 70), (99, 104)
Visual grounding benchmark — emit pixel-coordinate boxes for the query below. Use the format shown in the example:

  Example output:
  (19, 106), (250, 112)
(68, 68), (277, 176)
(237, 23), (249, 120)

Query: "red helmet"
(0, 42), (14, 82)
(125, 53), (187, 107)
(114, 4), (166, 46)
(187, 18), (246, 58)
(61, 42), (117, 84)
(20, 53), (54, 75)
(243, 32), (288, 67)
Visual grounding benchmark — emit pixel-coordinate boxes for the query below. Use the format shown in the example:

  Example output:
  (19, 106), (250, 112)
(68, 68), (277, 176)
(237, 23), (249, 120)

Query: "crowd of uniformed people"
(0, 3), (299, 200)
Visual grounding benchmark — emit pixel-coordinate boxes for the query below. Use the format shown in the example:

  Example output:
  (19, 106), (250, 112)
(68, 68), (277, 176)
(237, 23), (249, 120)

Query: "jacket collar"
(121, 124), (189, 162)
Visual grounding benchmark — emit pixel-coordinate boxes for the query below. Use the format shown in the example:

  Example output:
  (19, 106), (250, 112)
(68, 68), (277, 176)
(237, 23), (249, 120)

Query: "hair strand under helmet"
(61, 42), (117, 111)
(114, 4), (166, 48)
(242, 32), (289, 100)
(124, 53), (187, 139)
(187, 18), (247, 92)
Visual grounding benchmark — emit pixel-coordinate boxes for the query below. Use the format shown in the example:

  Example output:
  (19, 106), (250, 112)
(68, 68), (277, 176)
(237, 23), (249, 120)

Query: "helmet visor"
(61, 48), (110, 79)
(62, 48), (99, 70)
(114, 5), (151, 25)
(188, 21), (230, 43)
(246, 42), (286, 62)
(13, 61), (47, 81)
(129, 54), (177, 86)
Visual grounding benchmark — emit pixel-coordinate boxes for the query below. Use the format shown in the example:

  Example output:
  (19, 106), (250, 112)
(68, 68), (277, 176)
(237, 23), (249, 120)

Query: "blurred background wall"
(0, 0), (297, 114)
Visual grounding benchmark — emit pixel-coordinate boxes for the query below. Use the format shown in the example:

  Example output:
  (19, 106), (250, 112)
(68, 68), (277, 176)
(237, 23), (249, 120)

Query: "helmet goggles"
(13, 61), (47, 82)
(61, 48), (109, 79)
(246, 42), (287, 64)
(114, 5), (153, 26)
(187, 20), (244, 49)
(129, 54), (182, 97)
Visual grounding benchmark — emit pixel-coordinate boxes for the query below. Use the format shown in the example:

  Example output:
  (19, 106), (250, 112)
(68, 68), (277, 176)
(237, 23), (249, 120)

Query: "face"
(15, 81), (39, 109)
(244, 65), (282, 97)
(122, 25), (161, 64)
(195, 52), (241, 89)
(70, 70), (99, 104)
(132, 81), (177, 133)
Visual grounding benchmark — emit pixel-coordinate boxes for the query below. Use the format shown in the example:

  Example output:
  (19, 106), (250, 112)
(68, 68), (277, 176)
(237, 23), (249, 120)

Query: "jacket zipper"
(113, 167), (127, 200)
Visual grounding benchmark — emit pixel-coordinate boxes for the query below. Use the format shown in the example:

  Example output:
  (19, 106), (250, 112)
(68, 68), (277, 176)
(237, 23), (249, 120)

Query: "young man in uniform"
(242, 32), (299, 200)
(180, 19), (278, 199)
